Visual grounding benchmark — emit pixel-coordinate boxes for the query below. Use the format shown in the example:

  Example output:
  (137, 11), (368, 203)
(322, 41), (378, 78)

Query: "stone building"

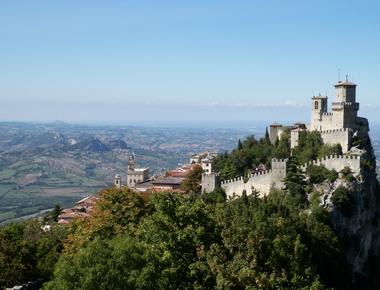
(201, 79), (368, 198)
(126, 154), (150, 187)
(270, 78), (368, 153)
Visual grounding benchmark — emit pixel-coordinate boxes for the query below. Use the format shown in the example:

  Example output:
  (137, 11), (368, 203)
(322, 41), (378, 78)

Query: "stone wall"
(299, 154), (361, 175)
(218, 155), (361, 200)
(312, 110), (345, 132)
(221, 159), (287, 199)
(320, 128), (352, 153)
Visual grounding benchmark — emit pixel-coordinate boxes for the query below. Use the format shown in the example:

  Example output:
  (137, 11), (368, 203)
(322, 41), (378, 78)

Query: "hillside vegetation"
(45, 188), (347, 289)
(213, 130), (342, 180)
(1, 131), (379, 289)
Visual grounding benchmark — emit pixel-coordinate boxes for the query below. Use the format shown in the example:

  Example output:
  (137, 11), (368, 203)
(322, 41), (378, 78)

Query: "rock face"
(317, 131), (380, 287)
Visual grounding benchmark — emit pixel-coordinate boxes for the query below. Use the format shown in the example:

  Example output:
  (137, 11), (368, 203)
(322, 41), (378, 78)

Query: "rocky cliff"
(315, 130), (380, 288)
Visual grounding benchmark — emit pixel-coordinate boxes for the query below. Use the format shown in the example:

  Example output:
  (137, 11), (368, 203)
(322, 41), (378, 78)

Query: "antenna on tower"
(338, 68), (341, 82)
(345, 74), (348, 82)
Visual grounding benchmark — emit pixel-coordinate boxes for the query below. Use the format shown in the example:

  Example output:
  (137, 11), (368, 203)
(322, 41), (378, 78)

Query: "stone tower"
(201, 172), (220, 194)
(200, 157), (220, 193)
(128, 154), (135, 172)
(126, 153), (150, 188)
(114, 174), (121, 189)
(310, 95), (328, 131)
(332, 80), (359, 129)
(271, 158), (287, 179)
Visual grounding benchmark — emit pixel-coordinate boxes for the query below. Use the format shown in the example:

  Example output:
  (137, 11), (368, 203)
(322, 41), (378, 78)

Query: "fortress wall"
(221, 158), (288, 199)
(320, 113), (334, 130)
(221, 171), (278, 199)
(221, 176), (247, 199)
(245, 172), (277, 198)
(300, 155), (361, 175)
(220, 154), (360, 201)
(314, 110), (345, 131)
(320, 128), (351, 152)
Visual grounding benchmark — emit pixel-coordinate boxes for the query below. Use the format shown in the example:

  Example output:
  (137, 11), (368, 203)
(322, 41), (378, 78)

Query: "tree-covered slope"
(2, 129), (380, 289)
(43, 187), (347, 290)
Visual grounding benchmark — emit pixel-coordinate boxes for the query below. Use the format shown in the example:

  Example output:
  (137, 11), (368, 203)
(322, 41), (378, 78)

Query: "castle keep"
(270, 78), (368, 153)
(202, 79), (367, 198)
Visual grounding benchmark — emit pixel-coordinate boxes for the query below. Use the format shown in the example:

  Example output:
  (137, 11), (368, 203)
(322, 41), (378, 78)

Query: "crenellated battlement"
(321, 112), (334, 117)
(220, 158), (288, 199)
(272, 158), (287, 163)
(299, 154), (361, 174)
(319, 128), (351, 134)
(221, 169), (273, 185)
(219, 153), (361, 200)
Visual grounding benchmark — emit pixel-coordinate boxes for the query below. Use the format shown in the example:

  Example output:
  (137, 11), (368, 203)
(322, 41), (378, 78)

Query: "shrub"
(340, 166), (355, 182)
(331, 186), (354, 217)
(307, 165), (338, 184)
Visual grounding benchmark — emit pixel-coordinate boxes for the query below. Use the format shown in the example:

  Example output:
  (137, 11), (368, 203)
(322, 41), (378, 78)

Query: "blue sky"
(1, 0), (380, 123)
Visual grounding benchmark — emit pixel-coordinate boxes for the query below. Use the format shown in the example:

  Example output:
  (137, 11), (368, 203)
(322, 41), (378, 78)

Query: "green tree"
(0, 221), (66, 289)
(180, 164), (203, 194)
(44, 236), (161, 290)
(51, 204), (63, 222)
(307, 165), (339, 184)
(284, 157), (307, 206)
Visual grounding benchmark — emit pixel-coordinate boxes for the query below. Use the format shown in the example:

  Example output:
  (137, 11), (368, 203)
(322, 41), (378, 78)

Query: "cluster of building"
(269, 78), (368, 153)
(114, 151), (217, 193)
(57, 78), (369, 222)
(202, 79), (368, 199)
(57, 152), (217, 225)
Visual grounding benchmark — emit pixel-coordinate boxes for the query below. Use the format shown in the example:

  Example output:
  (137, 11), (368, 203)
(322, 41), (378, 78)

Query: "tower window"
(314, 101), (319, 110)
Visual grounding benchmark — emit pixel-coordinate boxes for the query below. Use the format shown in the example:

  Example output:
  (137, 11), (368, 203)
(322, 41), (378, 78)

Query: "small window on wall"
(314, 101), (319, 110)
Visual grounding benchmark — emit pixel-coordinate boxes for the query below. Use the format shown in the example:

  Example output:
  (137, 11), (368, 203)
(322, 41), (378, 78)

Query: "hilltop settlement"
(5, 79), (380, 290)
(59, 79), (370, 223)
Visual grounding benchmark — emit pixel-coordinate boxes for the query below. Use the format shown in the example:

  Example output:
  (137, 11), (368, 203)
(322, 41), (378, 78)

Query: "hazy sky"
(1, 0), (380, 123)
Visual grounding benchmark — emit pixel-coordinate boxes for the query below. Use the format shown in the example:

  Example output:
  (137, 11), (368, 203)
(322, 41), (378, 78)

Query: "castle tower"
(310, 95), (328, 130)
(334, 78), (357, 103)
(332, 79), (359, 129)
(201, 158), (213, 174)
(271, 158), (287, 179)
(201, 173), (220, 193)
(114, 174), (121, 189)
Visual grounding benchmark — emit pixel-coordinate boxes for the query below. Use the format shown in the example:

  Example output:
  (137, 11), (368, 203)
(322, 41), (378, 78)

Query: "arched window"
(314, 101), (319, 110)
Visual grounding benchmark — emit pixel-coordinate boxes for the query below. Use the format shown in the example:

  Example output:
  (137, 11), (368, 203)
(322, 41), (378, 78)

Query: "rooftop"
(334, 80), (357, 87)
(153, 176), (184, 185)
(312, 95), (328, 99)
(129, 168), (149, 175)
